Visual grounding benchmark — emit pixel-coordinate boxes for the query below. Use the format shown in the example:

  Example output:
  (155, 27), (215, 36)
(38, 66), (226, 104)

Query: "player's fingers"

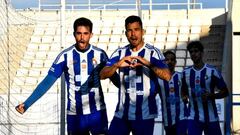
(183, 96), (188, 103)
(15, 104), (25, 114)
(15, 107), (23, 114)
(132, 63), (143, 68)
(201, 94), (208, 102)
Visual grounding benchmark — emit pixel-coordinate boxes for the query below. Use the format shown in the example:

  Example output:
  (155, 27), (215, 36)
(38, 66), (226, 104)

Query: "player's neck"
(170, 70), (175, 75)
(75, 43), (90, 53)
(193, 61), (204, 70)
(131, 42), (144, 52)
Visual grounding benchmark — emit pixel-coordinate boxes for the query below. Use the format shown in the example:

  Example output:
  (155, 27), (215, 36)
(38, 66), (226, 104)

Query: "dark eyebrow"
(75, 31), (90, 34)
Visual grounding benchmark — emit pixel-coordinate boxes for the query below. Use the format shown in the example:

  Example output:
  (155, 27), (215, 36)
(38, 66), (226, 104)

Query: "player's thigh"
(67, 115), (79, 133)
(176, 120), (188, 135)
(67, 115), (89, 135)
(204, 121), (222, 135)
(90, 110), (108, 135)
(108, 117), (130, 135)
(164, 125), (177, 135)
(131, 119), (155, 135)
(187, 120), (204, 135)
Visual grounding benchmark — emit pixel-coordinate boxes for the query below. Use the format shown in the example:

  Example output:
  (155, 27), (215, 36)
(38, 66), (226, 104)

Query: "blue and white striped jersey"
(106, 43), (168, 120)
(158, 72), (188, 127)
(182, 64), (227, 122)
(48, 44), (108, 115)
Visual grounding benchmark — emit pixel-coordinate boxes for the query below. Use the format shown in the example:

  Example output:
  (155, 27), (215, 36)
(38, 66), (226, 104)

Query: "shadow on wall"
(175, 12), (226, 71)
(200, 13), (226, 71)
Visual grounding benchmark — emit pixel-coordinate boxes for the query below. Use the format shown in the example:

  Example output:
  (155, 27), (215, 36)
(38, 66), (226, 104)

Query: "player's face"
(125, 22), (144, 48)
(189, 47), (203, 64)
(164, 53), (176, 71)
(74, 26), (93, 50)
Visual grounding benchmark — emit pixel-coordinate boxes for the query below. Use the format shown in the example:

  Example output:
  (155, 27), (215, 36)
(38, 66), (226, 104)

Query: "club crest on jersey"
(169, 87), (175, 93)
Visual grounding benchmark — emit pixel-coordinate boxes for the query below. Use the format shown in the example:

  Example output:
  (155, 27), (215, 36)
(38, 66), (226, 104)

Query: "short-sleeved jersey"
(48, 44), (108, 115)
(158, 72), (188, 127)
(182, 64), (227, 122)
(106, 43), (168, 120)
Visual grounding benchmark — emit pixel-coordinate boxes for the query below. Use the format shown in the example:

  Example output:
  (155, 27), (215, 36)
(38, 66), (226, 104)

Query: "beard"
(168, 64), (174, 71)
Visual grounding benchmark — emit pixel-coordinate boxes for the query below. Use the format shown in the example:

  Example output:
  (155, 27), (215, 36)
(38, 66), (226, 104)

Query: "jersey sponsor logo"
(81, 59), (87, 70)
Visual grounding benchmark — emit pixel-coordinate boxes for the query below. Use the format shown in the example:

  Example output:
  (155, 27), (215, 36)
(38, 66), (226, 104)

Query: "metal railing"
(37, 2), (202, 11)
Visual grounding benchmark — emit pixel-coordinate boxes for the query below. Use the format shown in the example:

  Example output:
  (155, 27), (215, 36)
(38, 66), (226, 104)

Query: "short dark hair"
(187, 41), (204, 52)
(73, 17), (93, 33)
(163, 50), (176, 60)
(125, 15), (143, 30)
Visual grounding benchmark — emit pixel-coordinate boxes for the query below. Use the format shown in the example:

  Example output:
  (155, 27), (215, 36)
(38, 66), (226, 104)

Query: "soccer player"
(157, 50), (188, 135)
(100, 15), (171, 135)
(182, 41), (229, 135)
(15, 17), (114, 135)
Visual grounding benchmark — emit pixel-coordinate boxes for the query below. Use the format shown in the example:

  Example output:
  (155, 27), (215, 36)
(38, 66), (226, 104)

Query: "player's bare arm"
(181, 87), (189, 104)
(133, 56), (171, 81)
(151, 67), (171, 81)
(202, 87), (229, 102)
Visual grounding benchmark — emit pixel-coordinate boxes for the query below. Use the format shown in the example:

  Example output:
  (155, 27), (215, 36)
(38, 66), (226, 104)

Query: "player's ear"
(90, 32), (93, 38)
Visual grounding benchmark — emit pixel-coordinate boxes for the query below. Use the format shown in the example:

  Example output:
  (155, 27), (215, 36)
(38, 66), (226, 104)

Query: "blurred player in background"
(182, 41), (229, 135)
(157, 50), (188, 135)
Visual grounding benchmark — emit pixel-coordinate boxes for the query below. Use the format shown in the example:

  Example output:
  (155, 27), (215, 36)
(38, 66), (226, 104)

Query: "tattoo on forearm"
(152, 67), (170, 81)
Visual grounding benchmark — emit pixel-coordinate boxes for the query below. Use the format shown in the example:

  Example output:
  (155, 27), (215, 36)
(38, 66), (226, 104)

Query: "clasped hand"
(116, 56), (149, 69)
(201, 90), (213, 102)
